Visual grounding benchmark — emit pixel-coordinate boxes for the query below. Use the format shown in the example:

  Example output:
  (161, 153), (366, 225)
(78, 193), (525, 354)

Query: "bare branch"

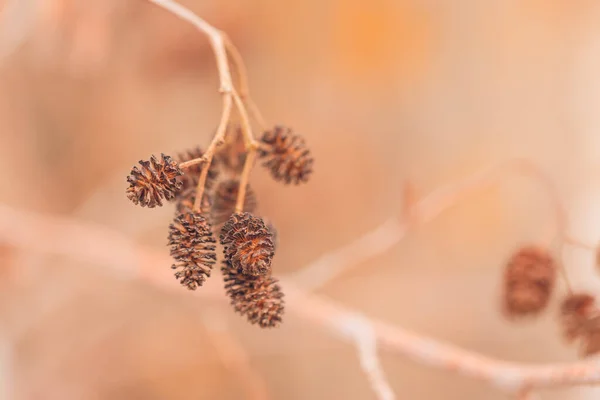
(338, 313), (395, 400)
(0, 0), (41, 59)
(291, 218), (406, 290)
(2, 202), (600, 392)
(293, 158), (585, 291)
(202, 311), (269, 400)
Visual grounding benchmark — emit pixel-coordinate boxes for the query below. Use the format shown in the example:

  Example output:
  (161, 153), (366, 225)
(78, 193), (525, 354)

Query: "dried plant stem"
(224, 37), (267, 128)
(233, 91), (258, 149)
(147, 0), (263, 213)
(147, 0), (233, 92)
(296, 158), (576, 291)
(292, 218), (407, 290)
(202, 312), (269, 400)
(3, 204), (600, 393)
(148, 0), (236, 214)
(339, 313), (396, 400)
(192, 93), (233, 212)
(565, 236), (596, 251)
(0, 0), (41, 59)
(516, 388), (535, 400)
(235, 146), (257, 213)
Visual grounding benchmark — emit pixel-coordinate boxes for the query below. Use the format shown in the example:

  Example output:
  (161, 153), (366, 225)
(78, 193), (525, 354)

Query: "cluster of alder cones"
(503, 245), (600, 356)
(126, 125), (313, 328)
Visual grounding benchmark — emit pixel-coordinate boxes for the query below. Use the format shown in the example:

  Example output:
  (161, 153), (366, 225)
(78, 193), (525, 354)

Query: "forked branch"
(147, 0), (259, 212)
(1, 183), (600, 395)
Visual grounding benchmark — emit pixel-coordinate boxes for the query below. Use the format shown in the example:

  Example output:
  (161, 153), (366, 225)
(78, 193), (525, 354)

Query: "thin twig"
(147, 0), (233, 92)
(235, 146), (257, 213)
(192, 93), (233, 212)
(294, 158), (576, 291)
(2, 202), (600, 393)
(565, 236), (597, 252)
(202, 311), (269, 400)
(0, 0), (41, 59)
(224, 37), (267, 129)
(233, 90), (257, 149)
(231, 88), (260, 212)
(292, 218), (407, 290)
(147, 0), (262, 214)
(516, 387), (535, 400)
(338, 313), (396, 400)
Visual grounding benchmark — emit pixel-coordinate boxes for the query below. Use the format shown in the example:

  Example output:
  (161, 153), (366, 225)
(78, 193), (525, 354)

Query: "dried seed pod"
(126, 154), (183, 208)
(177, 146), (219, 192)
(559, 293), (600, 356)
(168, 212), (217, 290)
(220, 213), (275, 276)
(212, 180), (258, 226)
(265, 219), (278, 252)
(215, 125), (246, 174)
(502, 245), (556, 318)
(259, 126), (313, 185)
(561, 293), (596, 342)
(222, 260), (284, 328)
(175, 187), (212, 218)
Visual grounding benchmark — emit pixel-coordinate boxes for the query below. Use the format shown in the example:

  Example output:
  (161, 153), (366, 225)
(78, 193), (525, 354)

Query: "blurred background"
(2, 0), (600, 399)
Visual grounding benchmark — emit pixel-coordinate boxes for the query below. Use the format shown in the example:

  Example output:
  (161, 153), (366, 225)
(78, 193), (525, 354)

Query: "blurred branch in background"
(338, 313), (395, 400)
(293, 158), (595, 291)
(2, 157), (600, 398)
(0, 0), (39, 59)
(2, 0), (600, 398)
(202, 311), (269, 400)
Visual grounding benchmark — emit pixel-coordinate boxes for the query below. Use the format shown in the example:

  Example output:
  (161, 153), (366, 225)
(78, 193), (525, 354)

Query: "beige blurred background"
(2, 0), (600, 399)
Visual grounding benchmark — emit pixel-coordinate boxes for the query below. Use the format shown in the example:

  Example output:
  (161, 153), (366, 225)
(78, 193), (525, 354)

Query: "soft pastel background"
(2, 0), (600, 399)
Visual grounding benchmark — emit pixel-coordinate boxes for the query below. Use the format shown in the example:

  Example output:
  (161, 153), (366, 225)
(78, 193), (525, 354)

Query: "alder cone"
(265, 219), (278, 251)
(168, 212), (217, 290)
(212, 180), (258, 226)
(126, 154), (182, 208)
(175, 188), (212, 219)
(222, 260), (284, 328)
(220, 212), (275, 276)
(560, 293), (600, 356)
(259, 126), (313, 185)
(502, 245), (556, 318)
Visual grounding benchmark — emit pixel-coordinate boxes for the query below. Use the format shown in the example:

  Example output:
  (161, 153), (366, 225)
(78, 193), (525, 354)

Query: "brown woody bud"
(126, 154), (182, 208)
(222, 260), (284, 328)
(560, 293), (600, 357)
(212, 180), (258, 226)
(168, 212), (217, 290)
(502, 245), (556, 318)
(220, 212), (275, 277)
(259, 126), (313, 185)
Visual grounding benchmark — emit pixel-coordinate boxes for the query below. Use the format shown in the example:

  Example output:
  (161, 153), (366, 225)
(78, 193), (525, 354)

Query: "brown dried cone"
(168, 212), (217, 290)
(222, 260), (284, 328)
(258, 125), (313, 185)
(215, 125), (246, 174)
(212, 180), (258, 226)
(126, 154), (183, 208)
(175, 187), (212, 218)
(177, 147), (219, 192)
(560, 293), (600, 356)
(502, 245), (556, 318)
(265, 220), (278, 251)
(220, 212), (275, 277)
